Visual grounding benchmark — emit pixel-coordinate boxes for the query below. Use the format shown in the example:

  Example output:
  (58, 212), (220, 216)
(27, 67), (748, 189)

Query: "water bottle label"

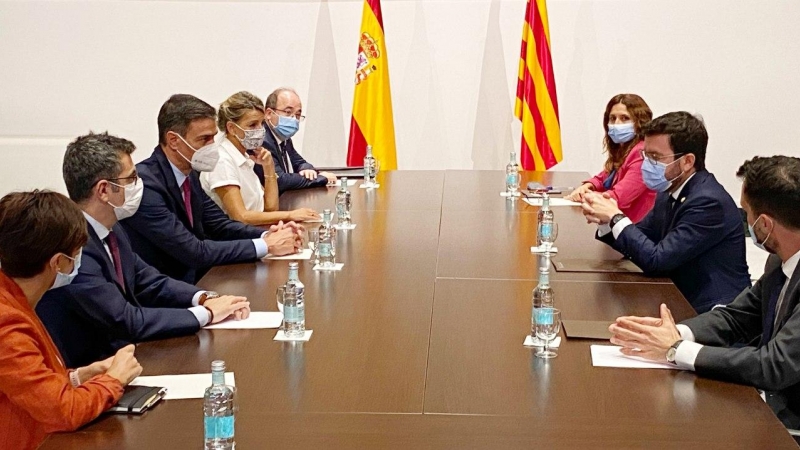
(284, 305), (299, 322)
(319, 243), (332, 257)
(506, 173), (519, 186)
(336, 204), (345, 216)
(540, 223), (552, 238)
(204, 415), (235, 439)
(534, 308), (554, 325)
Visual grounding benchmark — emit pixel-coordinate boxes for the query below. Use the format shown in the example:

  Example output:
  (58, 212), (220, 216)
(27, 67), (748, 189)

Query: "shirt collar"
(83, 211), (110, 241)
(169, 160), (188, 188)
(783, 250), (800, 280)
(671, 172), (696, 200)
(221, 137), (253, 168)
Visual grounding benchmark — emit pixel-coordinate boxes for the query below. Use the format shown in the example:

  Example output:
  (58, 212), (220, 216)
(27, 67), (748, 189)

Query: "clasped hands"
(608, 304), (682, 362)
(265, 220), (305, 256)
(580, 191), (623, 225)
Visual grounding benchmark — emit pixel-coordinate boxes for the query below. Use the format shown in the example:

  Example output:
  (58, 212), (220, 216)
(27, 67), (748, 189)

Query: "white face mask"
(173, 132), (221, 172)
(107, 179), (144, 220)
(232, 122), (266, 150)
(50, 249), (82, 290)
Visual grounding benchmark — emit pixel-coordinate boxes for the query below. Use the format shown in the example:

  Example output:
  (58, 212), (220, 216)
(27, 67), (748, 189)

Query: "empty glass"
(276, 286), (285, 314)
(537, 222), (559, 254)
(307, 228), (319, 264)
(533, 307), (561, 359)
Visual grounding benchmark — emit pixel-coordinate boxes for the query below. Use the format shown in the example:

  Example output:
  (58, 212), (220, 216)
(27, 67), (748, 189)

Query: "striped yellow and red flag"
(514, 0), (562, 170)
(346, 0), (397, 170)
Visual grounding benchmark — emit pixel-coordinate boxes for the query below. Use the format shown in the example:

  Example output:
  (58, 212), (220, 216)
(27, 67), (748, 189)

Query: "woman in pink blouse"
(566, 94), (656, 223)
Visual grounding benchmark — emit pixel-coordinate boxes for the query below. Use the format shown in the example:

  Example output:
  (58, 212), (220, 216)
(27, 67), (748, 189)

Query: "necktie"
(182, 179), (194, 228)
(762, 271), (788, 345)
(281, 142), (292, 173)
(105, 231), (125, 292)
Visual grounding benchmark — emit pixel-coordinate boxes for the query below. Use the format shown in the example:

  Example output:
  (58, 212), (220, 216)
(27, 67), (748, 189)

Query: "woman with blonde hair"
(566, 93), (656, 223)
(201, 91), (319, 225)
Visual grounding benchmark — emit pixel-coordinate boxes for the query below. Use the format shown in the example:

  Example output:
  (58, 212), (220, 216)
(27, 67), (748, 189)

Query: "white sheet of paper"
(334, 223), (357, 230)
(313, 263), (344, 271)
(531, 245), (558, 254)
(204, 312), (283, 330)
(523, 198), (581, 207)
(273, 330), (313, 341)
(130, 372), (235, 400)
(329, 179), (358, 187)
(264, 249), (312, 260)
(359, 183), (380, 189)
(500, 191), (522, 197)
(590, 345), (680, 370)
(523, 335), (561, 348)
(303, 219), (323, 223)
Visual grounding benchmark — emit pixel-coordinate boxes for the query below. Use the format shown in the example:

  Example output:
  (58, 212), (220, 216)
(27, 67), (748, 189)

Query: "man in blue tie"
(119, 94), (302, 283)
(37, 132), (252, 368)
(608, 155), (800, 428)
(582, 111), (750, 313)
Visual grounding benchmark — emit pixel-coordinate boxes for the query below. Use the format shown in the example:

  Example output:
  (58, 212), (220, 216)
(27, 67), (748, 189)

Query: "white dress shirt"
(269, 127), (294, 174)
(200, 137), (265, 213)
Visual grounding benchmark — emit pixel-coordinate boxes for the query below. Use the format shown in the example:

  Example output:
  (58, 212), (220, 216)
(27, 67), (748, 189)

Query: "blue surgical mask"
(273, 115), (300, 140)
(50, 249), (82, 290)
(608, 123), (636, 144)
(748, 215), (772, 252)
(641, 157), (684, 192)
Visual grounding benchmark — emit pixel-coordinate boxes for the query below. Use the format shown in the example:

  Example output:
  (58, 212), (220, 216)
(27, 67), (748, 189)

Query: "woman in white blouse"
(201, 91), (319, 225)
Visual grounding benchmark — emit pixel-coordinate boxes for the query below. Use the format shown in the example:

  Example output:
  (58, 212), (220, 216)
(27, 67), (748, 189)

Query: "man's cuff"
(676, 324), (696, 342)
(611, 217), (634, 239)
(189, 305), (210, 327)
(674, 340), (703, 371)
(597, 223), (612, 237)
(253, 238), (268, 258)
(192, 291), (207, 307)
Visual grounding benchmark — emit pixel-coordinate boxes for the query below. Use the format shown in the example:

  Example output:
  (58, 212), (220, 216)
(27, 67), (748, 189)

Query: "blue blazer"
(598, 170), (751, 313)
(257, 128), (328, 194)
(119, 146), (264, 283)
(36, 223), (201, 368)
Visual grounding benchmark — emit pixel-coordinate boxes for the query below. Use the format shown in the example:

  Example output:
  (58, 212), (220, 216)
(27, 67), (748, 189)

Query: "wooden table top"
(40, 170), (796, 449)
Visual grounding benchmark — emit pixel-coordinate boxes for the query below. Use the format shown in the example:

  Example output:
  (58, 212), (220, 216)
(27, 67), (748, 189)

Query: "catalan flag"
(346, 0), (397, 170)
(514, 0), (562, 170)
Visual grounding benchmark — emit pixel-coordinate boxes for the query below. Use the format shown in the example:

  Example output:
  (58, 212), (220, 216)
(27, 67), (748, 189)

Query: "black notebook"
(107, 385), (167, 414)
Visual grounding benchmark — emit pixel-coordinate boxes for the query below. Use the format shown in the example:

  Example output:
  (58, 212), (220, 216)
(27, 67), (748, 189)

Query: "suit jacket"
(119, 146), (264, 283)
(598, 170), (750, 313)
(0, 272), (122, 450)
(681, 254), (800, 428)
(37, 223), (201, 368)
(585, 141), (656, 223)
(259, 127), (328, 194)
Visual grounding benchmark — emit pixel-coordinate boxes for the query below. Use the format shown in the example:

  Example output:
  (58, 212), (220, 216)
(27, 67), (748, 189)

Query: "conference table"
(41, 170), (797, 449)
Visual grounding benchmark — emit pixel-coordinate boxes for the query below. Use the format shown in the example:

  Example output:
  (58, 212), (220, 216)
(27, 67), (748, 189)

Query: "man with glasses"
(581, 111), (750, 313)
(37, 132), (252, 368)
(259, 87), (337, 193)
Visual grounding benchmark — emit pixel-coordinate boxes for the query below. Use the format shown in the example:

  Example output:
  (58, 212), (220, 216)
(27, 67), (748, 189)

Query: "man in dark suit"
(37, 132), (252, 368)
(256, 88), (337, 193)
(608, 155), (800, 428)
(582, 112), (750, 313)
(119, 94), (302, 283)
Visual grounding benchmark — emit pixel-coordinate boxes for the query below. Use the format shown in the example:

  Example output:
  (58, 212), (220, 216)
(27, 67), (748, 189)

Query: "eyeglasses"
(640, 150), (685, 165)
(270, 108), (306, 122)
(106, 172), (139, 187)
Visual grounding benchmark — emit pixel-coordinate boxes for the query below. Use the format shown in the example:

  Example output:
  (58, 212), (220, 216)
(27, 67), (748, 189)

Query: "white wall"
(1, 0), (799, 200)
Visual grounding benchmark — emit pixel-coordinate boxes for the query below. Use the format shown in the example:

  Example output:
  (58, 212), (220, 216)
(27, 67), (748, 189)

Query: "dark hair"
(602, 93), (653, 172)
(157, 94), (216, 144)
(642, 111), (708, 171)
(63, 132), (136, 203)
(737, 156), (800, 230)
(0, 190), (88, 278)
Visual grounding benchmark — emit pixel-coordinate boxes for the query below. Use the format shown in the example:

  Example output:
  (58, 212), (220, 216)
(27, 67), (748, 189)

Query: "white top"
(200, 137), (264, 213)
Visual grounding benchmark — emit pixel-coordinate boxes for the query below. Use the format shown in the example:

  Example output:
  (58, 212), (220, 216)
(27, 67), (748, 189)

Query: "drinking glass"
(307, 229), (319, 264)
(538, 222), (559, 254)
(276, 286), (285, 315)
(533, 307), (562, 359)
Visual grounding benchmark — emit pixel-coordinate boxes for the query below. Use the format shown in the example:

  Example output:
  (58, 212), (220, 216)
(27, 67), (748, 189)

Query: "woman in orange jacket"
(0, 190), (143, 450)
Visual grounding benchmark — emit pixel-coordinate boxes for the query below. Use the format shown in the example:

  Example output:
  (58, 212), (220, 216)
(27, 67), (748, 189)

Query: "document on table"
(329, 179), (358, 187)
(204, 312), (283, 330)
(523, 198), (581, 207)
(264, 248), (313, 260)
(129, 372), (235, 400)
(590, 345), (680, 370)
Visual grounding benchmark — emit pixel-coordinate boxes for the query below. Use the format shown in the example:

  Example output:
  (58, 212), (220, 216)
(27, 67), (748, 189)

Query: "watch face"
(666, 347), (676, 362)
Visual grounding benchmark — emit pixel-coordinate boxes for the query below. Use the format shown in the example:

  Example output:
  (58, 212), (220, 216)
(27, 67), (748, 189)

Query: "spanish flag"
(514, 0), (562, 170)
(346, 0), (397, 170)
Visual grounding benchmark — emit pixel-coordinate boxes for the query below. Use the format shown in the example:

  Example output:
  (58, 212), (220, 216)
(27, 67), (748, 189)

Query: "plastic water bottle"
(537, 193), (554, 246)
(363, 145), (377, 186)
(318, 209), (337, 267)
(531, 265), (554, 339)
(204, 360), (236, 450)
(283, 262), (305, 337)
(505, 151), (520, 195)
(335, 177), (352, 226)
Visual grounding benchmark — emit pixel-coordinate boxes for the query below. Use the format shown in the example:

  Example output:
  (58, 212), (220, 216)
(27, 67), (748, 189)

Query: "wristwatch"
(199, 291), (220, 305)
(666, 340), (683, 364)
(610, 213), (627, 228)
